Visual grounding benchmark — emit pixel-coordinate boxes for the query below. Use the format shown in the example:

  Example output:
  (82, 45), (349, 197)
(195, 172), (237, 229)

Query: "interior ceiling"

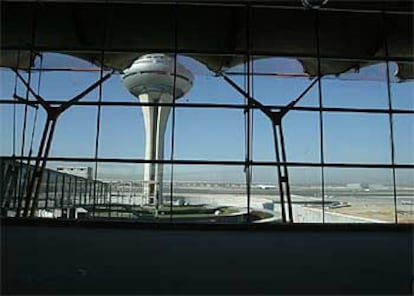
(1, 1), (413, 79)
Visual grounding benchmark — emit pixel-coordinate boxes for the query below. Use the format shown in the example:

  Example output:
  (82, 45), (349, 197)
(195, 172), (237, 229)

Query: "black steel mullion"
(3, 156), (414, 169)
(168, 2), (179, 223)
(74, 177), (78, 206)
(315, 10), (326, 223)
(4, 44), (413, 62)
(97, 183), (101, 205)
(53, 174), (58, 212)
(44, 170), (49, 210)
(2, 99), (414, 115)
(108, 183), (112, 217)
(101, 183), (104, 205)
(103, 183), (107, 205)
(382, 12), (399, 224)
(84, 179), (88, 205)
(89, 181), (93, 206)
(68, 176), (73, 208)
(245, 4), (253, 223)
(60, 174), (65, 211)
(91, 0), (109, 218)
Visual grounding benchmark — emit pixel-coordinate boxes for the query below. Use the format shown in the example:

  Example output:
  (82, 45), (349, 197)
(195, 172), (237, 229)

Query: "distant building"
(346, 183), (363, 190)
(56, 167), (93, 180)
(369, 184), (390, 191)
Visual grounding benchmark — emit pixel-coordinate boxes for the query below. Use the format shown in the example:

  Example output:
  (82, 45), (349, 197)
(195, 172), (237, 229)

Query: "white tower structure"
(121, 54), (193, 206)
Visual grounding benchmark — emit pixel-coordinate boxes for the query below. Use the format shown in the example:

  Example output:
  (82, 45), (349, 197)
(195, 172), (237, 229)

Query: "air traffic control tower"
(122, 54), (193, 206)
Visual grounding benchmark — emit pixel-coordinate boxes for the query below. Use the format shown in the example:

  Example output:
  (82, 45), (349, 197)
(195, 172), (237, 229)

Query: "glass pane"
(37, 53), (103, 102)
(393, 114), (414, 164)
(284, 111), (320, 162)
(96, 162), (145, 218)
(252, 58), (319, 108)
(251, 166), (323, 223)
(50, 107), (98, 157)
(0, 102), (46, 157)
(289, 166), (323, 223)
(0, 68), (19, 98)
(102, 70), (137, 102)
(251, 166), (280, 221)
(324, 112), (391, 164)
(252, 111), (274, 161)
(45, 161), (138, 219)
(174, 108), (245, 161)
(179, 54), (247, 104)
(321, 61), (389, 109)
(391, 77), (414, 110)
(252, 110), (320, 162)
(251, 56), (307, 78)
(98, 107), (145, 159)
(324, 168), (395, 223)
(0, 159), (111, 219)
(171, 164), (251, 224)
(1, 59), (43, 101)
(396, 169), (414, 223)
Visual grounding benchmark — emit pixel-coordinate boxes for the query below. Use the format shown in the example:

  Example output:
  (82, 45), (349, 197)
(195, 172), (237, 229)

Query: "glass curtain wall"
(0, 2), (412, 223)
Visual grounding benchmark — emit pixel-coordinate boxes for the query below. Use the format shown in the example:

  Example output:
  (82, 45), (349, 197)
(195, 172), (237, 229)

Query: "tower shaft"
(140, 93), (173, 207)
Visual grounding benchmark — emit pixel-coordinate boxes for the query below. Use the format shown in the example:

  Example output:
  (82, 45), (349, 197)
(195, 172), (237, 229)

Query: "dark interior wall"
(1, 220), (413, 295)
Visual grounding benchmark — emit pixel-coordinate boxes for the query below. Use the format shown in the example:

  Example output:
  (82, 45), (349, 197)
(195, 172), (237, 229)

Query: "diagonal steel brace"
(220, 72), (320, 223)
(12, 69), (113, 217)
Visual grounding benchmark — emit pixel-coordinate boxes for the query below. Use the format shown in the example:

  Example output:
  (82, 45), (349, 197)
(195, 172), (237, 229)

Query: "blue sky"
(0, 53), (413, 185)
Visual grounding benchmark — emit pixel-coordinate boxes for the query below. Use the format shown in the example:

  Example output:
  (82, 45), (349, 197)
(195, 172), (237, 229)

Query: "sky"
(0, 53), (413, 185)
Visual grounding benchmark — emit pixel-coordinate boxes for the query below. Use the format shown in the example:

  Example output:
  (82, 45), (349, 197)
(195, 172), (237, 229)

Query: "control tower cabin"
(121, 54), (193, 206)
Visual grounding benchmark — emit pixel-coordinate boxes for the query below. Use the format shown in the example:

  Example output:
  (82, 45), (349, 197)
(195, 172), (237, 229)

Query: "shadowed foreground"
(1, 219), (413, 295)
